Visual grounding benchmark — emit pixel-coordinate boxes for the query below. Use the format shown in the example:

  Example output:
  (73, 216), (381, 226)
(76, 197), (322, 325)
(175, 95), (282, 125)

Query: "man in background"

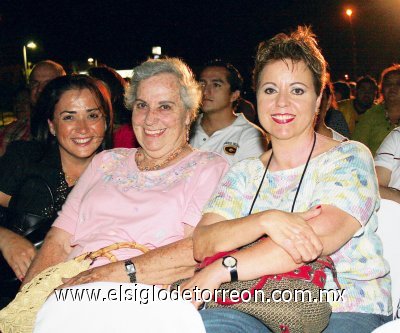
(0, 60), (66, 155)
(338, 76), (378, 134)
(190, 60), (266, 165)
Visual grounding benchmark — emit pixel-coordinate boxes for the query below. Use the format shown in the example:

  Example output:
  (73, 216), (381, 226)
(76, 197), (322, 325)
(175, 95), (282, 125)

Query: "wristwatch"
(124, 259), (137, 283)
(222, 255), (238, 282)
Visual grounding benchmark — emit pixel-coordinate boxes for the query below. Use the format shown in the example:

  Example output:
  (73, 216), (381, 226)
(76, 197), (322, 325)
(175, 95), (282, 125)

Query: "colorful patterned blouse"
(204, 141), (391, 315)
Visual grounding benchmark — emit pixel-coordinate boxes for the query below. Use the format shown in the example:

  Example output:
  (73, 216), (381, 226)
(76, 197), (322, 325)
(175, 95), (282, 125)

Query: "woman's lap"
(200, 308), (268, 333)
(323, 312), (392, 333)
(34, 282), (205, 333)
(200, 308), (392, 333)
(32, 281), (393, 333)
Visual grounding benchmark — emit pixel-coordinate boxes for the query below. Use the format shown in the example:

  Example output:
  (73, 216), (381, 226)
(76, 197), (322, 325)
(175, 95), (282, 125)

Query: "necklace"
(248, 132), (317, 214)
(135, 143), (189, 171)
(64, 173), (79, 186)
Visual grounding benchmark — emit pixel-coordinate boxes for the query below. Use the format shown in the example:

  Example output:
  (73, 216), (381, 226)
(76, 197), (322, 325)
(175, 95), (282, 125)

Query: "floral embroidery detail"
(98, 149), (220, 191)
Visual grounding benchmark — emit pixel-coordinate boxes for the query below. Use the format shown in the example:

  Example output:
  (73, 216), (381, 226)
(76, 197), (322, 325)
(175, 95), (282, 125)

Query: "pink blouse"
(53, 148), (228, 267)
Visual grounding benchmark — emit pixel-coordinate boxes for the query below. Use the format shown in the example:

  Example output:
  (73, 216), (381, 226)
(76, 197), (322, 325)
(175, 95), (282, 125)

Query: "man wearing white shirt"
(190, 60), (266, 165)
(375, 127), (400, 203)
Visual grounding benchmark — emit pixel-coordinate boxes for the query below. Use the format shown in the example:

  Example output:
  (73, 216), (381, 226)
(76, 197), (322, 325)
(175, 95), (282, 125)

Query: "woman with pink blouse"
(25, 58), (229, 332)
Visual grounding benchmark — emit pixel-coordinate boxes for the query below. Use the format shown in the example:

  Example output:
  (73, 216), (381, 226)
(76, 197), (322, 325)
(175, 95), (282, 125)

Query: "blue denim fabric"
(200, 308), (392, 333)
(323, 312), (392, 333)
(200, 308), (268, 333)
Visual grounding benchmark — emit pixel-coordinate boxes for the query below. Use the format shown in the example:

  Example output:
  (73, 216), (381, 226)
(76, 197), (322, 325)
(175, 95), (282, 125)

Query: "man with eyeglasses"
(0, 60), (65, 155)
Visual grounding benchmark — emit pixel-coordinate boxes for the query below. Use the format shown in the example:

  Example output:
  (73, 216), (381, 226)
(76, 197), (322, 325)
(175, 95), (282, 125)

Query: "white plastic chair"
(376, 199), (400, 320)
(34, 282), (206, 333)
(372, 320), (400, 333)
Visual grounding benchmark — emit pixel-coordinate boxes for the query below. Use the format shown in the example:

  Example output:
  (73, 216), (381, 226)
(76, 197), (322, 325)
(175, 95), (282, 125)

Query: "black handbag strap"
(8, 175), (56, 237)
(12, 175), (55, 210)
(0, 177), (56, 289)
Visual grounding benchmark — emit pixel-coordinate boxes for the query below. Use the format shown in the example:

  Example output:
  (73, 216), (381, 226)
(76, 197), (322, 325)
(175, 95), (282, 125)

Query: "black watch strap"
(124, 259), (137, 283)
(229, 267), (238, 282)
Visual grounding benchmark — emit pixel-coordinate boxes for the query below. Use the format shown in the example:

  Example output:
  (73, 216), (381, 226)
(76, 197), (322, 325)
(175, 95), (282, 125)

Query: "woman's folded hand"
(1, 231), (36, 280)
(259, 206), (323, 264)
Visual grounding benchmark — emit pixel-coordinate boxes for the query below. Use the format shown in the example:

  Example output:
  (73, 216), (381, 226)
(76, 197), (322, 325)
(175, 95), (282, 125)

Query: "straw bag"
(0, 241), (149, 333)
(172, 245), (337, 333)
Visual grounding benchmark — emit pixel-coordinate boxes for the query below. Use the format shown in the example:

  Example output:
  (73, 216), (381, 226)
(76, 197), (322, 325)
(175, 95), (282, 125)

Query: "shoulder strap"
(8, 175), (56, 237)
(12, 175), (55, 209)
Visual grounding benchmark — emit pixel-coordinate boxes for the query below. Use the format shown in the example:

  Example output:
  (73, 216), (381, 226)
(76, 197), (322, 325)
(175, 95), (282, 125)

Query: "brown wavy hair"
(253, 26), (326, 95)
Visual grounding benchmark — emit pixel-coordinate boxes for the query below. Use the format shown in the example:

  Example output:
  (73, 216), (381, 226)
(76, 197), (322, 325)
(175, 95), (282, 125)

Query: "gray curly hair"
(125, 58), (201, 123)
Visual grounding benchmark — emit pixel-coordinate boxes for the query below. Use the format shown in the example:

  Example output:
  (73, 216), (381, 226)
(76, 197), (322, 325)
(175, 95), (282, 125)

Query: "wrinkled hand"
(261, 206), (323, 264)
(59, 261), (128, 288)
(1, 233), (36, 280)
(180, 260), (228, 309)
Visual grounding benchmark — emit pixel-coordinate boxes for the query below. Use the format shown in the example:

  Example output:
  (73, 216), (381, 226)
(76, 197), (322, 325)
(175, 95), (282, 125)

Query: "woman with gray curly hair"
(23, 58), (228, 332)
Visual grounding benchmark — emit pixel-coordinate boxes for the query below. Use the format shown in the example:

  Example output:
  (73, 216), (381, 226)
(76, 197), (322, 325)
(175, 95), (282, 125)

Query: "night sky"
(1, 0), (400, 86)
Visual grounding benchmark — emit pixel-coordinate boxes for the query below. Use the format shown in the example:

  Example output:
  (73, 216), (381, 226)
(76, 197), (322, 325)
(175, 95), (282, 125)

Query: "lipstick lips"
(271, 113), (296, 124)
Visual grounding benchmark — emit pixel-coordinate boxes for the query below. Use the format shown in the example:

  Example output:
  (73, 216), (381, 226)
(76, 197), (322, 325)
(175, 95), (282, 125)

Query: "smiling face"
(257, 59), (321, 143)
(199, 66), (239, 114)
(48, 88), (106, 162)
(383, 72), (400, 105)
(131, 73), (189, 159)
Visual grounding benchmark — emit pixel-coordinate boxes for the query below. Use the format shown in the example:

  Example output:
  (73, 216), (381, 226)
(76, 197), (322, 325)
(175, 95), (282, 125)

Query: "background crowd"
(0, 23), (399, 333)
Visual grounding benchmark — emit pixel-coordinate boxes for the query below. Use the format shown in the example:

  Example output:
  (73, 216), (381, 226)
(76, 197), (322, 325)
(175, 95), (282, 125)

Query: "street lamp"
(88, 57), (98, 67)
(152, 46), (162, 59)
(23, 41), (37, 82)
(345, 8), (357, 79)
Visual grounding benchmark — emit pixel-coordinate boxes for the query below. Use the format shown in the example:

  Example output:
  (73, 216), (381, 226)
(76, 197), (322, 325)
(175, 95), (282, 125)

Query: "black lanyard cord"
(248, 132), (317, 215)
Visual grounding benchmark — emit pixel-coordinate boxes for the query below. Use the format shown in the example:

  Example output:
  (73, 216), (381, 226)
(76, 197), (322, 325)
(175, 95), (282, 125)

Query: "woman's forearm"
(193, 213), (266, 261)
(212, 206), (359, 282)
(0, 191), (11, 208)
(379, 185), (400, 204)
(133, 237), (198, 285)
(0, 226), (16, 250)
(230, 238), (302, 281)
(22, 227), (72, 286)
(193, 208), (322, 262)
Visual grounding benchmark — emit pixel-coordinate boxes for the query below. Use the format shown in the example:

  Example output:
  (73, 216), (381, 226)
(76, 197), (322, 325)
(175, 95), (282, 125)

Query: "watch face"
(223, 256), (237, 268)
(126, 264), (135, 274)
(125, 260), (136, 274)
